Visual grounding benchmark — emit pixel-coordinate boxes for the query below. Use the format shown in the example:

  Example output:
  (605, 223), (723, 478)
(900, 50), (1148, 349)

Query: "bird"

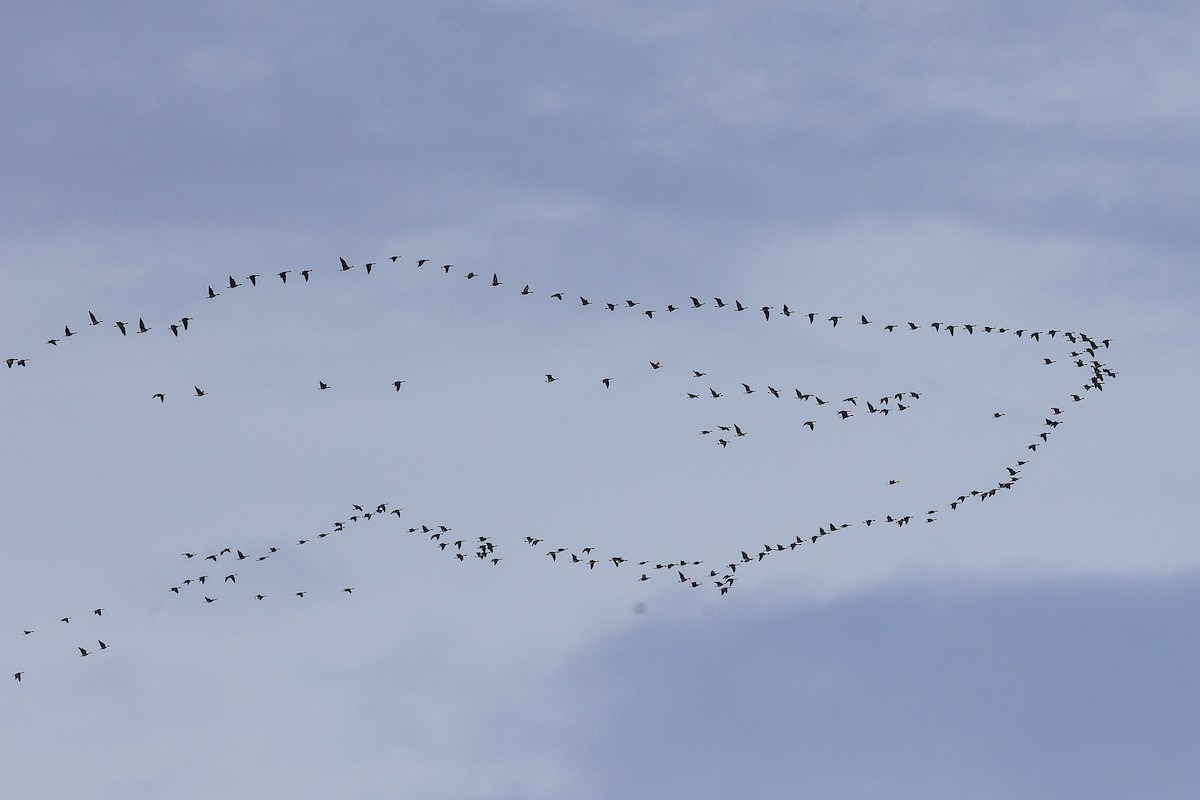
(363, 263), (374, 275)
(601, 378), (612, 388)
(393, 380), (405, 391)
(13, 672), (22, 682)
(152, 393), (165, 402)
(169, 324), (179, 336)
(278, 270), (290, 282)
(545, 374), (558, 383)
(63, 325), (75, 338)
(650, 361), (662, 369)
(98, 640), (108, 650)
(300, 269), (312, 282)
(194, 386), (207, 397)
(93, 608), (103, 616)
(343, 588), (354, 594)
(295, 592), (306, 598)
(520, 285), (532, 295)
(247, 273), (260, 285)
(228, 275), (240, 288)
(78, 647), (89, 657)
(114, 320), (128, 335)
(137, 318), (150, 334)
(318, 381), (330, 390)
(88, 311), (102, 326)
(339, 257), (353, 271)
(492, 274), (502, 286)
(207, 286), (219, 298)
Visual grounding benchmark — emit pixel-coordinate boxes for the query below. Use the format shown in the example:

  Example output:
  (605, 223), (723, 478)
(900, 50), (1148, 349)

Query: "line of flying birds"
(6, 253), (1118, 683)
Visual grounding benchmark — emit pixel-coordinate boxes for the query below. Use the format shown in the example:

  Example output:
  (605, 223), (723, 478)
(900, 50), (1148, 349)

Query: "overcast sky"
(3, 2), (1197, 798)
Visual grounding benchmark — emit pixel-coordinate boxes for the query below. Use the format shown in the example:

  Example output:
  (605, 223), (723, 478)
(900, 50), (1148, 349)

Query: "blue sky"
(2, 2), (1197, 798)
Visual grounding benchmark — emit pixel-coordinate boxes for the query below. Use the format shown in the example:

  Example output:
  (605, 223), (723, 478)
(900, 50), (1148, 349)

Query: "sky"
(2, 2), (1198, 798)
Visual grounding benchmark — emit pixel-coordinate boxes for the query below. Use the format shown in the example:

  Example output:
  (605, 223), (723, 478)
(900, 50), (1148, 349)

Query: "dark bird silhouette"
(761, 306), (772, 320)
(228, 275), (240, 288)
(363, 263), (374, 275)
(545, 374), (558, 383)
(152, 392), (165, 402)
(13, 672), (22, 682)
(650, 361), (662, 369)
(194, 386), (207, 397)
(393, 380), (405, 391)
(114, 320), (128, 336)
(180, 317), (191, 330)
(247, 274), (260, 286)
(93, 608), (103, 616)
(207, 286), (219, 298)
(78, 647), (89, 657)
(98, 640), (108, 650)
(690, 297), (704, 308)
(521, 285), (532, 295)
(278, 270), (290, 283)
(491, 274), (501, 286)
(170, 324), (179, 336)
(64, 325), (75, 338)
(601, 378), (612, 388)
(339, 257), (352, 271)
(88, 311), (102, 326)
(300, 269), (312, 282)
(319, 381), (330, 390)
(137, 318), (150, 334)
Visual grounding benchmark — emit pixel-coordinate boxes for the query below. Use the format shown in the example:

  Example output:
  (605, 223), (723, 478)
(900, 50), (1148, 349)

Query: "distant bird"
(491, 274), (502, 286)
(829, 316), (842, 327)
(521, 285), (532, 295)
(742, 383), (754, 395)
(390, 255), (400, 262)
(180, 317), (192, 330)
(247, 274), (260, 285)
(761, 306), (772, 320)
(194, 386), (207, 397)
(78, 647), (89, 657)
(860, 314), (870, 325)
(690, 297), (704, 308)
(393, 380), (405, 391)
(255, 594), (266, 600)
(93, 608), (103, 616)
(152, 392), (165, 402)
(300, 270), (312, 282)
(228, 275), (240, 288)
(88, 311), (102, 326)
(97, 640), (108, 650)
(339, 257), (352, 271)
(61, 617), (70, 624)
(601, 378), (611, 388)
(63, 325), (75, 338)
(295, 592), (306, 598)
(204, 597), (216, 603)
(363, 263), (374, 275)
(545, 374), (558, 383)
(319, 381), (330, 390)
(650, 361), (662, 369)
(207, 286), (219, 298)
(693, 370), (706, 377)
(13, 672), (22, 682)
(137, 318), (150, 334)
(278, 270), (290, 282)
(169, 324), (179, 336)
(343, 588), (354, 593)
(114, 320), (128, 336)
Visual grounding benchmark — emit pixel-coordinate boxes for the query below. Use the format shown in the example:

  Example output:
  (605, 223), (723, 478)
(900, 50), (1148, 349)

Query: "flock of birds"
(4, 253), (1118, 683)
